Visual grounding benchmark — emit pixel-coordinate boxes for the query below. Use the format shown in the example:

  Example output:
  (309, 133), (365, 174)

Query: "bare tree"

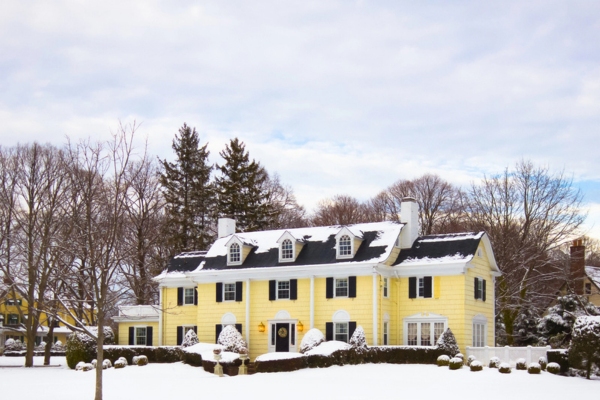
(262, 173), (308, 229)
(311, 194), (371, 226)
(465, 160), (585, 345)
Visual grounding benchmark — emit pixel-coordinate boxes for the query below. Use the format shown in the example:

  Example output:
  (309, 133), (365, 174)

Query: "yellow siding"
(196, 282), (247, 346)
(584, 276), (600, 307)
(117, 322), (159, 346)
(161, 287), (198, 345)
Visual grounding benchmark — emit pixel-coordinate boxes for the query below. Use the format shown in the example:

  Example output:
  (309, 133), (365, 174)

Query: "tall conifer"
(159, 124), (214, 253)
(215, 138), (274, 232)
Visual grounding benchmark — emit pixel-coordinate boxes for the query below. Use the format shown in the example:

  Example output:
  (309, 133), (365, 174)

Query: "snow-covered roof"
(113, 305), (160, 322)
(585, 266), (600, 288)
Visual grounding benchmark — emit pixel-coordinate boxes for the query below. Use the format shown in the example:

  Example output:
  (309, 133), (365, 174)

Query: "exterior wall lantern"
(297, 320), (304, 332)
(258, 322), (265, 332)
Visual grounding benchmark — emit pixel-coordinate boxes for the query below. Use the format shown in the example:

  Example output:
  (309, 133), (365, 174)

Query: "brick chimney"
(570, 238), (585, 295)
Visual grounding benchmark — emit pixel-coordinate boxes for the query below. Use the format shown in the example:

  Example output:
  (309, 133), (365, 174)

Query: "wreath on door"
(277, 327), (288, 338)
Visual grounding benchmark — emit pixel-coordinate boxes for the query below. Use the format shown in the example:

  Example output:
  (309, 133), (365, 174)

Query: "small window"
(281, 239), (293, 260)
(7, 299), (22, 306)
(407, 323), (418, 346)
(418, 278), (425, 297)
(339, 235), (352, 257)
(223, 283), (236, 301)
(421, 322), (431, 346)
(136, 327), (147, 346)
(335, 278), (348, 297)
(335, 322), (349, 342)
(383, 277), (389, 298)
(229, 242), (241, 264)
(585, 282), (592, 295)
(8, 314), (19, 325)
(473, 323), (485, 347)
(474, 277), (486, 300)
(383, 321), (389, 345)
(183, 288), (195, 305)
(277, 280), (290, 299)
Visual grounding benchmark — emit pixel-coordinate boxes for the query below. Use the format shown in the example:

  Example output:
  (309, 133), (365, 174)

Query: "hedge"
(255, 356), (307, 373)
(103, 346), (183, 365)
(547, 349), (569, 375)
(202, 357), (242, 376)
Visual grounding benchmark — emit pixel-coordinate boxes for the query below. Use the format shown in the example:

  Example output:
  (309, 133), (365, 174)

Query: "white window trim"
(266, 318), (299, 353)
(135, 326), (147, 346)
(415, 276), (433, 299)
(334, 322), (350, 343)
(474, 277), (484, 300)
(183, 287), (195, 305)
(472, 315), (487, 347)
(383, 321), (389, 345)
(334, 277), (349, 298)
(223, 282), (236, 302)
(383, 277), (389, 298)
(276, 280), (291, 300)
(335, 227), (362, 260)
(228, 242), (242, 265)
(279, 239), (294, 262)
(403, 313), (448, 347)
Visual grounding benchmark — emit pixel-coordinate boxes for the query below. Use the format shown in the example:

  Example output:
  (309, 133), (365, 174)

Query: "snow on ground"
(1, 356), (598, 400)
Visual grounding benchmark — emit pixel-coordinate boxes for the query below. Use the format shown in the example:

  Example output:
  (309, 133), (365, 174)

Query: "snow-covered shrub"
(527, 362), (541, 374)
(538, 356), (547, 371)
(538, 295), (599, 348)
(455, 353), (464, 360)
(569, 316), (600, 379)
(449, 357), (463, 370)
(117, 356), (128, 365)
(436, 328), (460, 357)
(81, 363), (94, 371)
(135, 355), (148, 366)
(217, 325), (248, 353)
(498, 363), (511, 374)
(349, 326), (368, 352)
(66, 332), (96, 369)
(467, 355), (476, 366)
(92, 359), (97, 368)
(132, 356), (139, 365)
(488, 356), (500, 368)
(4, 338), (23, 351)
(114, 359), (126, 369)
(300, 328), (325, 353)
(102, 359), (112, 369)
(546, 362), (561, 374)
(437, 355), (450, 366)
(181, 329), (199, 348)
(75, 361), (85, 371)
(516, 358), (527, 370)
(36, 341), (47, 350)
(470, 360), (483, 371)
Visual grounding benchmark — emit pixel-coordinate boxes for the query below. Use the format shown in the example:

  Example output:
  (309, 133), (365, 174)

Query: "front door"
(275, 323), (289, 352)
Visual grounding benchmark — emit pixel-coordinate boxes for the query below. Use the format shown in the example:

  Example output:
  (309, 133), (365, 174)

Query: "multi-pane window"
(136, 327), (147, 346)
(335, 278), (348, 297)
(6, 299), (22, 306)
(421, 322), (431, 346)
(418, 277), (425, 297)
(383, 321), (389, 345)
(407, 323), (418, 346)
(184, 288), (195, 305)
(281, 239), (293, 260)
(8, 314), (19, 325)
(383, 277), (389, 298)
(229, 243), (241, 263)
(339, 235), (352, 256)
(473, 323), (485, 347)
(277, 280), (290, 299)
(224, 283), (236, 301)
(335, 322), (349, 342)
(434, 322), (445, 344)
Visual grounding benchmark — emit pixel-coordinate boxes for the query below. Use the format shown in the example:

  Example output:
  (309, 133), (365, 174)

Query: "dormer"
(276, 231), (305, 263)
(225, 235), (254, 266)
(335, 227), (363, 259)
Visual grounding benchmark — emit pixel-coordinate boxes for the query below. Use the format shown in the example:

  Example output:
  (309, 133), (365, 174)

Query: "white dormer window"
(335, 227), (362, 259)
(281, 239), (293, 260)
(339, 235), (352, 256)
(229, 242), (241, 264)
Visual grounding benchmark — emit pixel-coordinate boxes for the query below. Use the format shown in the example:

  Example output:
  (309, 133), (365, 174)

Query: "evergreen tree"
(159, 124), (214, 253)
(215, 138), (274, 232)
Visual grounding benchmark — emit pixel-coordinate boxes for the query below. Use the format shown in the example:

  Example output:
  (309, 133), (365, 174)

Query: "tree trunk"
(95, 311), (104, 400)
(44, 323), (55, 365)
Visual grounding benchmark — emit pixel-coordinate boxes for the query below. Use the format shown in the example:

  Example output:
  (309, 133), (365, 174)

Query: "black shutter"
(326, 277), (334, 299)
(349, 276), (357, 298)
(482, 279), (487, 302)
(235, 281), (243, 302)
(474, 277), (479, 299)
(424, 276), (432, 298)
(177, 326), (183, 345)
(326, 322), (333, 341)
(235, 323), (242, 334)
(146, 326), (153, 346)
(291, 324), (295, 345)
(290, 279), (298, 300)
(409, 277), (417, 299)
(194, 287), (198, 305)
(269, 280), (276, 300)
(216, 282), (223, 302)
(128, 327), (134, 345)
(177, 287), (183, 306)
(193, 326), (197, 334)
(271, 324), (275, 345)
(349, 321), (357, 341)
(215, 324), (223, 343)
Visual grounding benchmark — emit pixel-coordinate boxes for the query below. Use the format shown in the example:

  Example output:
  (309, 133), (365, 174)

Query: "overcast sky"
(2, 1), (599, 238)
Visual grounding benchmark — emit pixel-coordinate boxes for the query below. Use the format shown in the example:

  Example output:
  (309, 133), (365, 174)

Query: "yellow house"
(583, 266), (600, 306)
(113, 305), (159, 346)
(150, 198), (500, 359)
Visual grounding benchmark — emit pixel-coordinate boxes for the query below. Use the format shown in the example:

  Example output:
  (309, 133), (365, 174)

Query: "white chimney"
(400, 197), (419, 249)
(218, 218), (236, 238)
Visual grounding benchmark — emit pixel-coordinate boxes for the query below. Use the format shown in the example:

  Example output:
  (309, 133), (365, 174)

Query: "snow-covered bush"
(488, 356), (500, 368)
(449, 357), (463, 370)
(349, 326), (368, 352)
(538, 356), (547, 370)
(102, 359), (112, 369)
(75, 361), (85, 371)
(546, 362), (561, 374)
(135, 355), (148, 366)
(181, 329), (199, 348)
(81, 363), (94, 371)
(498, 363), (511, 374)
(437, 355), (450, 366)
(527, 362), (541, 374)
(470, 360), (483, 371)
(114, 359), (126, 369)
(455, 353), (464, 360)
(217, 325), (248, 353)
(92, 359), (97, 368)
(467, 355), (476, 366)
(117, 356), (128, 365)
(538, 295), (599, 348)
(4, 338), (23, 351)
(436, 328), (460, 357)
(300, 328), (325, 353)
(66, 332), (96, 369)
(516, 358), (527, 370)
(568, 315), (600, 379)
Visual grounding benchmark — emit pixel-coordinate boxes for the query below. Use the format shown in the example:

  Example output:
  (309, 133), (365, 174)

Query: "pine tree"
(159, 124), (214, 254)
(215, 138), (275, 232)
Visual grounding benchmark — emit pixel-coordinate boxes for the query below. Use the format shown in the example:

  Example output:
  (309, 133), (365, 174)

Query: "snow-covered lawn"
(1, 356), (597, 399)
